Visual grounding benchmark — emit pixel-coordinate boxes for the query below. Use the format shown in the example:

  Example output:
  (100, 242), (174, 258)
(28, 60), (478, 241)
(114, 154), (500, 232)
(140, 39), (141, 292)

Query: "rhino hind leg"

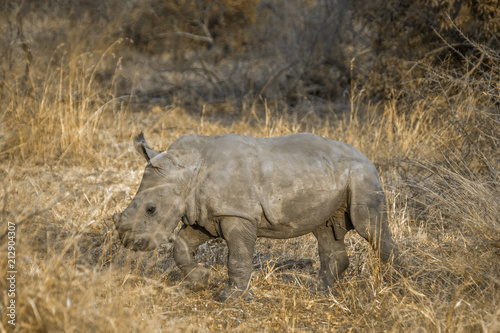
(218, 217), (257, 301)
(173, 225), (215, 291)
(313, 222), (349, 290)
(348, 175), (401, 268)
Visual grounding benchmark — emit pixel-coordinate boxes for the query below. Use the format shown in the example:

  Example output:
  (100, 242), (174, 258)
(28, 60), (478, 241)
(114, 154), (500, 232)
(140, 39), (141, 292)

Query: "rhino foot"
(315, 281), (339, 296)
(219, 286), (254, 302)
(382, 255), (416, 283)
(183, 266), (210, 291)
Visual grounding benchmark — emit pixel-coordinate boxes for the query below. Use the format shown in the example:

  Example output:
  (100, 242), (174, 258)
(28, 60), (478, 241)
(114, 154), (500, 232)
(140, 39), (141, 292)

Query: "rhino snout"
(135, 238), (149, 251)
(122, 237), (134, 249)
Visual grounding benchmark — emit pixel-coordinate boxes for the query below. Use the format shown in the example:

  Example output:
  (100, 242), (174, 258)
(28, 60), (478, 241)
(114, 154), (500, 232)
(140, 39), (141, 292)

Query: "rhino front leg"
(218, 217), (257, 301)
(313, 222), (349, 290)
(173, 224), (215, 291)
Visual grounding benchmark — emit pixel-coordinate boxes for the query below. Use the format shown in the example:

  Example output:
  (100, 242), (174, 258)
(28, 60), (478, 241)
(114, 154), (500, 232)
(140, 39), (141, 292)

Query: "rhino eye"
(146, 205), (156, 215)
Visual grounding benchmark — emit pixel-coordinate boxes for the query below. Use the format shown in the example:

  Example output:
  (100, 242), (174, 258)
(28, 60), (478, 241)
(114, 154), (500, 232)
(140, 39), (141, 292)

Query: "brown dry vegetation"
(1, 1), (500, 332)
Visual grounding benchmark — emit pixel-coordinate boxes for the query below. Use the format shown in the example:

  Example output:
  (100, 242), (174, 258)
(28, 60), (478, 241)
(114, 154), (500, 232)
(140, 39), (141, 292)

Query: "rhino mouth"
(118, 230), (132, 245)
(118, 230), (149, 251)
(122, 237), (134, 249)
(121, 237), (149, 251)
(134, 238), (150, 251)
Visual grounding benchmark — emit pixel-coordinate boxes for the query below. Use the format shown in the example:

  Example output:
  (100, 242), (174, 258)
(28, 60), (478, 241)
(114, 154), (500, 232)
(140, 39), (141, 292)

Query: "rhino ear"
(133, 132), (159, 162)
(149, 152), (179, 171)
(150, 150), (200, 178)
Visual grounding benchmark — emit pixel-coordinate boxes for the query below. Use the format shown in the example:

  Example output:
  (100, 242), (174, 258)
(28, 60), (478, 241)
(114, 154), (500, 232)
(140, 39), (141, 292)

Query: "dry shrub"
(0, 36), (137, 165)
(352, 0), (500, 99)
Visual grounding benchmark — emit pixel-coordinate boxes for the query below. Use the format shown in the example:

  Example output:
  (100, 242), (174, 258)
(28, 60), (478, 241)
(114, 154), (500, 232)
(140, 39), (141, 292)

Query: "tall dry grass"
(1, 5), (499, 333)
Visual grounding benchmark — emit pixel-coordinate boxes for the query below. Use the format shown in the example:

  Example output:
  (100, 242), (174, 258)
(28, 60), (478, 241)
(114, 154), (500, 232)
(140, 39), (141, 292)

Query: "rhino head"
(113, 133), (193, 251)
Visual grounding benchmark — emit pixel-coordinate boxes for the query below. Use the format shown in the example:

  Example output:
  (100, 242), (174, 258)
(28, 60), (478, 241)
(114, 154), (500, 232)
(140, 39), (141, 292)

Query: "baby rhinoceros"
(113, 132), (401, 301)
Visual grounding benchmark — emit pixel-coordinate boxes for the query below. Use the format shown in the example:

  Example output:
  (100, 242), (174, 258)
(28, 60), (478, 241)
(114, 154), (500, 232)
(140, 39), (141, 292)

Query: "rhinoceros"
(113, 132), (401, 300)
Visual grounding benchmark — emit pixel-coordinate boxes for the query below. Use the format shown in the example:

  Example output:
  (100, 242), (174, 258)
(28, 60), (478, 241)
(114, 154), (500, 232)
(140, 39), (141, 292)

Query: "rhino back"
(171, 133), (376, 238)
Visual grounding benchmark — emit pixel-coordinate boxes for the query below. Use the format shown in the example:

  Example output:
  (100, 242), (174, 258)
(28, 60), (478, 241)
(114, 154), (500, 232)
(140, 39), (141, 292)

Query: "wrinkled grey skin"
(113, 132), (401, 301)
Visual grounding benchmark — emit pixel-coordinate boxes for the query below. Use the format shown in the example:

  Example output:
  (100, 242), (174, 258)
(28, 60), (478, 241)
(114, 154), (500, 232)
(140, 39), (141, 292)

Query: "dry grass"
(1, 93), (499, 332)
(1, 6), (500, 333)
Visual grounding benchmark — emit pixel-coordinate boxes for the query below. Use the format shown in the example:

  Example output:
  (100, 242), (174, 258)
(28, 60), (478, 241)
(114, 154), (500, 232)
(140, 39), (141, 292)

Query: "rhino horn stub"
(134, 132), (159, 162)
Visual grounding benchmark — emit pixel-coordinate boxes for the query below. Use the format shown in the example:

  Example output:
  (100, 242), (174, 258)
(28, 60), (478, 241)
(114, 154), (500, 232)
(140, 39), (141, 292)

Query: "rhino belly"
(256, 174), (348, 239)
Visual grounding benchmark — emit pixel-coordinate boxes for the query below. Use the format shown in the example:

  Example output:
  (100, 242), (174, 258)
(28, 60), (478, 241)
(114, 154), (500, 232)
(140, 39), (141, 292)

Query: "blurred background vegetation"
(1, 0), (498, 175)
(1, 0), (497, 105)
